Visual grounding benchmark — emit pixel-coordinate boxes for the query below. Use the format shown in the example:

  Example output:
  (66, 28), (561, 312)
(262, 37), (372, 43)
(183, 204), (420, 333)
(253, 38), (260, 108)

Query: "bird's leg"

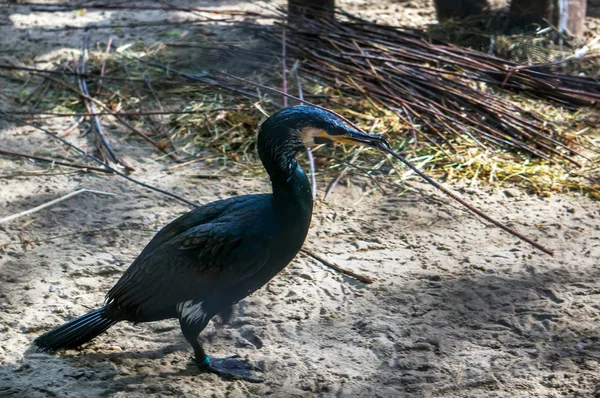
(179, 313), (263, 383)
(216, 305), (234, 325)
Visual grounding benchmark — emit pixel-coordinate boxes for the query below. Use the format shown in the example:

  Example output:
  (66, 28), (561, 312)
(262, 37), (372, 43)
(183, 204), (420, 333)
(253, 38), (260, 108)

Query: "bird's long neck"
(271, 160), (312, 209)
(257, 132), (313, 217)
(269, 159), (313, 253)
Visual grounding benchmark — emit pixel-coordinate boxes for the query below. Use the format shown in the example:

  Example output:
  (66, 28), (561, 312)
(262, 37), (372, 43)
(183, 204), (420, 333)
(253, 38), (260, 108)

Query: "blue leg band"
(195, 355), (211, 367)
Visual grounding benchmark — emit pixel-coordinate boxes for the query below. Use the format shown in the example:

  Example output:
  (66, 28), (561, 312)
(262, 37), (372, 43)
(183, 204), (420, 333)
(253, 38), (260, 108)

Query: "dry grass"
(1, 8), (598, 199)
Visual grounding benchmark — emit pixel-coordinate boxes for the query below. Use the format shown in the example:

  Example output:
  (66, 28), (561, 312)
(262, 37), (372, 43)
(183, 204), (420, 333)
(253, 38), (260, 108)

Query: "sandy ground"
(1, 1), (600, 397)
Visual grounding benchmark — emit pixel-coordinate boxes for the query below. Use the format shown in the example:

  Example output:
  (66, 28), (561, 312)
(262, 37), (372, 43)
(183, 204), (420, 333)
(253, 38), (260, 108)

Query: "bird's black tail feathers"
(34, 307), (117, 352)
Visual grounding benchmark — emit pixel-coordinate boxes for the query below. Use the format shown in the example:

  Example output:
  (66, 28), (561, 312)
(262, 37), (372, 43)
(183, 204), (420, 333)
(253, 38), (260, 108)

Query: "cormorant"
(33, 105), (386, 382)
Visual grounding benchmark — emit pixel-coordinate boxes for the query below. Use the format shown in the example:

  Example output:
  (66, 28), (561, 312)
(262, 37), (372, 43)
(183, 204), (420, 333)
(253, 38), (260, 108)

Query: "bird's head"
(257, 105), (388, 185)
(258, 105), (386, 161)
(257, 105), (387, 180)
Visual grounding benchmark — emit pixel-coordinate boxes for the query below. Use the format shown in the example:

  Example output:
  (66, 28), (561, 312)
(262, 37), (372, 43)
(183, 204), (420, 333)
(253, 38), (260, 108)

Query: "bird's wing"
(134, 195), (255, 258)
(105, 198), (274, 319)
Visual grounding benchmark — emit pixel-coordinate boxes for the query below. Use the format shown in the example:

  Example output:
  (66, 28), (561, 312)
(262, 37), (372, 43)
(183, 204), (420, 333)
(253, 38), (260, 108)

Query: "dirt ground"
(1, 1), (599, 397)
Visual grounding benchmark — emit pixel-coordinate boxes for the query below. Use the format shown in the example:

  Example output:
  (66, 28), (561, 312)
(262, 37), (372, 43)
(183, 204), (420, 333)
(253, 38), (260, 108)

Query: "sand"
(1, 1), (599, 397)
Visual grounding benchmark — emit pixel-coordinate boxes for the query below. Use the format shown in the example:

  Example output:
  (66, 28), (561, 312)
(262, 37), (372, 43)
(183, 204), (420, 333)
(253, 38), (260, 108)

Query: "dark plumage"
(33, 105), (385, 381)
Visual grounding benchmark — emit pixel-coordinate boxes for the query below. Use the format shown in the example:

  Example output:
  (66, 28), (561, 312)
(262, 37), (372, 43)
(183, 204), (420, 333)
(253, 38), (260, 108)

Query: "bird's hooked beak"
(333, 128), (389, 148)
(301, 126), (390, 148)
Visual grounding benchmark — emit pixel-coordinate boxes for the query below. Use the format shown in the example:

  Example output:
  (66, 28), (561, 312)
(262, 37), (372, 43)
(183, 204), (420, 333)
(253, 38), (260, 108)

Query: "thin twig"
(377, 142), (554, 255)
(0, 171), (82, 179)
(306, 148), (317, 200)
(24, 3), (269, 16)
(19, 79), (48, 106)
(96, 37), (113, 95)
(0, 149), (112, 174)
(300, 248), (374, 284)
(0, 189), (114, 224)
(145, 78), (165, 112)
(282, 28), (288, 108)
(1, 108), (247, 118)
(31, 81), (52, 111)
(59, 116), (85, 137)
(167, 156), (214, 171)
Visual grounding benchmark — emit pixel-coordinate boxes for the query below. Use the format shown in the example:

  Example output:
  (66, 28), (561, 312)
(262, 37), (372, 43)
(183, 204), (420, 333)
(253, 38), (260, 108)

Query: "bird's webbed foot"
(193, 354), (263, 383)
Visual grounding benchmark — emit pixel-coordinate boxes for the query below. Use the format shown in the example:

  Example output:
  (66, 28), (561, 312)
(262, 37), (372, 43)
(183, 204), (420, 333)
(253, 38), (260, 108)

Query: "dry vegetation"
(0, 4), (599, 201)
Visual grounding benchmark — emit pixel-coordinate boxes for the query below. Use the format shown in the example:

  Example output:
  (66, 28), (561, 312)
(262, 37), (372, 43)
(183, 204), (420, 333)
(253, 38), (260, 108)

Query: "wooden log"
(433, 0), (489, 21)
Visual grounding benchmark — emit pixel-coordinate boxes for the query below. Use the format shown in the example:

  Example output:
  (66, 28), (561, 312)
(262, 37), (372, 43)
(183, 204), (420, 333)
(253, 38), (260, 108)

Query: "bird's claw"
(193, 355), (263, 383)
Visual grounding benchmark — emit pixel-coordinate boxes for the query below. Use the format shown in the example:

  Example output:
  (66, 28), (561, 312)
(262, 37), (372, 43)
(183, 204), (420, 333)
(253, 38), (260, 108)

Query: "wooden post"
(559, 0), (587, 37)
(510, 0), (587, 37)
(433, 0), (489, 21)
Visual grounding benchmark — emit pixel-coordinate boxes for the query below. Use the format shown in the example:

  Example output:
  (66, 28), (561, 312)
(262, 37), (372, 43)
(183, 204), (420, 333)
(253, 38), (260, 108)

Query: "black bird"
(33, 105), (386, 381)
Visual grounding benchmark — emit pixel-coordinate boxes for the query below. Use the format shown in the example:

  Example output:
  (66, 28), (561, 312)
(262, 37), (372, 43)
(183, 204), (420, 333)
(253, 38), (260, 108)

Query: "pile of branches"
(272, 11), (600, 167)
